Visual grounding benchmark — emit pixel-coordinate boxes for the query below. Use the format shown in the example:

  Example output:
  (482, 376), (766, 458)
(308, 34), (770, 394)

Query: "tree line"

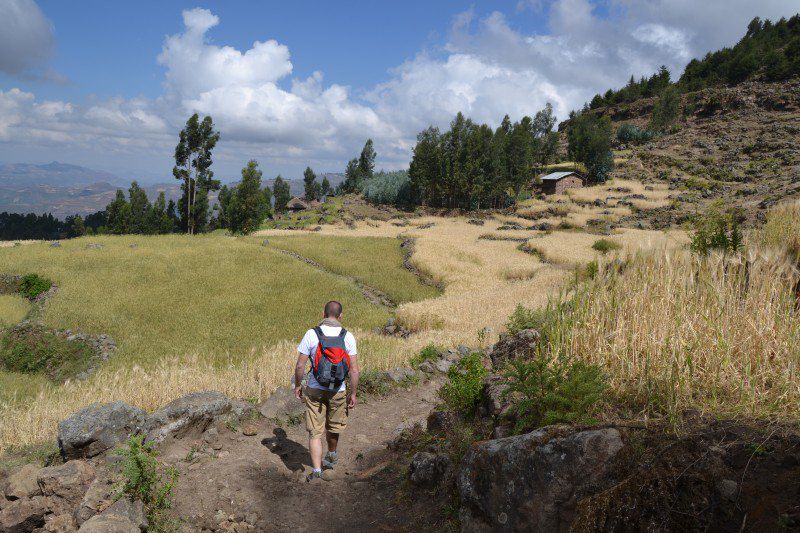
(588, 15), (800, 110)
(407, 105), (560, 209)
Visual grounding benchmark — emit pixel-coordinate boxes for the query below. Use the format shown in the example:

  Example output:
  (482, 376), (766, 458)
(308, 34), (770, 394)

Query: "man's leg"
(309, 435), (323, 470)
(303, 387), (326, 475)
(326, 431), (339, 453)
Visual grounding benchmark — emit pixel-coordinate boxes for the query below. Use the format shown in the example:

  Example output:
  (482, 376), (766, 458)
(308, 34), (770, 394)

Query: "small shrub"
(115, 434), (177, 531)
(591, 239), (621, 254)
(410, 344), (440, 368)
(505, 354), (607, 433)
(358, 369), (392, 396)
(616, 123), (656, 145)
(18, 274), (52, 299)
(690, 204), (744, 256)
(439, 352), (487, 416)
(0, 324), (94, 381)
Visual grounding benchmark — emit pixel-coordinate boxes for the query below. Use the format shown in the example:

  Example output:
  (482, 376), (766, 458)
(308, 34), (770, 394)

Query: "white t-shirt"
(297, 325), (357, 392)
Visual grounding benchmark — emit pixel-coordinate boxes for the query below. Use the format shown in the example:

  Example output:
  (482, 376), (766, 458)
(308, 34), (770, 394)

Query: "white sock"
(313, 468), (322, 474)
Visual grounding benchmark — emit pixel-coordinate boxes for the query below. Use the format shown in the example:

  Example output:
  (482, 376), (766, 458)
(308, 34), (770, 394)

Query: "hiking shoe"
(323, 451), (338, 469)
(305, 470), (323, 483)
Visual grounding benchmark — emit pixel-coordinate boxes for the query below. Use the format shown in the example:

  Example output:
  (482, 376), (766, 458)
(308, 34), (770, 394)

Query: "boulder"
(76, 477), (114, 525)
(386, 367), (415, 383)
(458, 427), (624, 532)
(104, 497), (148, 531)
(487, 329), (540, 368)
(145, 391), (233, 442)
(4, 464), (42, 500)
(433, 358), (452, 374)
(480, 374), (512, 418)
(50, 242), (62, 248)
(0, 496), (49, 533)
(58, 401), (146, 460)
(258, 387), (304, 420)
(78, 513), (139, 533)
(417, 361), (436, 374)
(408, 452), (451, 487)
(43, 513), (76, 532)
(37, 460), (95, 504)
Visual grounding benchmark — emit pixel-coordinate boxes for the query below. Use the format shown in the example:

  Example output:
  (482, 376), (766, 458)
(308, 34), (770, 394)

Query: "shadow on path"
(261, 428), (309, 472)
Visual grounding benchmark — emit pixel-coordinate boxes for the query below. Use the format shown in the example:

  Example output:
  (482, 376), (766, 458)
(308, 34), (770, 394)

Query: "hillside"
(582, 79), (800, 228)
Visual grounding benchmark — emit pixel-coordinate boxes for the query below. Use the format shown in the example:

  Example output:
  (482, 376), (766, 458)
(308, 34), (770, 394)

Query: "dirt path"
(163, 378), (443, 532)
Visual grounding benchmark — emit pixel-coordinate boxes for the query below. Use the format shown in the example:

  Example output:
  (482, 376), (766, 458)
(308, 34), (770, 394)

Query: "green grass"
(266, 235), (440, 304)
(0, 235), (392, 401)
(0, 295), (30, 327)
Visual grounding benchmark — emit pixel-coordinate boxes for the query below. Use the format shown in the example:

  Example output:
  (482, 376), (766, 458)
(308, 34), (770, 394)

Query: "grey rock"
(480, 374), (512, 418)
(458, 427), (624, 532)
(261, 239), (269, 247)
(386, 367), (415, 383)
(409, 452), (451, 487)
(78, 513), (139, 533)
(457, 345), (472, 356)
(0, 496), (48, 533)
(50, 242), (62, 248)
(433, 359), (453, 373)
(145, 391), (233, 442)
(58, 401), (146, 459)
(258, 387), (304, 420)
(76, 477), (114, 525)
(85, 243), (104, 250)
(4, 464), (42, 500)
(715, 479), (738, 501)
(37, 460), (95, 504)
(104, 497), (148, 531)
(417, 361), (436, 374)
(488, 329), (540, 368)
(43, 513), (76, 532)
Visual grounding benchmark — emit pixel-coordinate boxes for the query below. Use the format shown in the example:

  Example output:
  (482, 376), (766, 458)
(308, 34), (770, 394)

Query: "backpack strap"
(338, 327), (347, 338)
(313, 326), (324, 340)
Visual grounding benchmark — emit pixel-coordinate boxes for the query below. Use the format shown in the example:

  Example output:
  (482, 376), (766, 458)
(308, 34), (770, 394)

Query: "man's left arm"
(348, 354), (359, 408)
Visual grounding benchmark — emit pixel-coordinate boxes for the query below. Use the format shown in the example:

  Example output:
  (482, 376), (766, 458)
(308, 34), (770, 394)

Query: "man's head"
(323, 300), (343, 319)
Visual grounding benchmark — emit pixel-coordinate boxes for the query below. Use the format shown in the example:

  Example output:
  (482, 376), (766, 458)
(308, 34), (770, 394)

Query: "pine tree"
(357, 139), (376, 180)
(228, 160), (270, 234)
(127, 181), (152, 234)
(106, 190), (131, 234)
(303, 166), (319, 201)
(320, 176), (331, 198)
(273, 176), (291, 213)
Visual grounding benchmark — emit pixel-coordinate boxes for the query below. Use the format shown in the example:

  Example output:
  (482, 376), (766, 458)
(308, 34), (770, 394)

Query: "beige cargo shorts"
(303, 386), (348, 438)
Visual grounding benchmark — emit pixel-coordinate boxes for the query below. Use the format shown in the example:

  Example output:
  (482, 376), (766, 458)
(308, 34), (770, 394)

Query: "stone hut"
(539, 171), (585, 195)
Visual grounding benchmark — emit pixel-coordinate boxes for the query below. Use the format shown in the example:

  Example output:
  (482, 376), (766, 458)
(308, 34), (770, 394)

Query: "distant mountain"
(0, 162), (127, 188)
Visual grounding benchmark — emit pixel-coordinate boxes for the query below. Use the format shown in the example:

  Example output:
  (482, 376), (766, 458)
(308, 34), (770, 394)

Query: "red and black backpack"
(310, 327), (351, 390)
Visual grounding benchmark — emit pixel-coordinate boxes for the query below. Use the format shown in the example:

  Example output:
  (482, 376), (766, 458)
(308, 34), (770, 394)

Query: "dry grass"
(0, 332), (421, 453)
(562, 247), (800, 420)
(0, 294), (30, 327)
(524, 229), (688, 265)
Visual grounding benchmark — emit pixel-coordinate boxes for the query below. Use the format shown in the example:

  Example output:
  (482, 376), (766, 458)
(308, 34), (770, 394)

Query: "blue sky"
(0, 0), (797, 183)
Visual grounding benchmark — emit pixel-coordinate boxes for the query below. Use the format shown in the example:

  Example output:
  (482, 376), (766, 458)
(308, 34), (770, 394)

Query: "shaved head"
(324, 300), (342, 318)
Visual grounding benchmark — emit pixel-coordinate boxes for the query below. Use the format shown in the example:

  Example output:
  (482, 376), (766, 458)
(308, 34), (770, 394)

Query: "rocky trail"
(162, 377), (444, 532)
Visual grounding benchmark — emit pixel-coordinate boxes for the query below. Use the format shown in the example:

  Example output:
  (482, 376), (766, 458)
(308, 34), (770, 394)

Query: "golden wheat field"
(5, 181), (799, 453)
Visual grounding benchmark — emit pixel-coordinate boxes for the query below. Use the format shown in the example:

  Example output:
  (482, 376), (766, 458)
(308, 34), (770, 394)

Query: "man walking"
(294, 300), (360, 482)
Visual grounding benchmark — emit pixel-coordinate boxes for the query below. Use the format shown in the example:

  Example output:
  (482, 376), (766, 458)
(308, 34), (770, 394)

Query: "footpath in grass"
(0, 235), (392, 401)
(265, 235), (441, 305)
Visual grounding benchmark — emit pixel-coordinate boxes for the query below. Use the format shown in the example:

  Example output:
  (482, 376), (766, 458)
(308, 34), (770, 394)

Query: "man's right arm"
(294, 353), (308, 400)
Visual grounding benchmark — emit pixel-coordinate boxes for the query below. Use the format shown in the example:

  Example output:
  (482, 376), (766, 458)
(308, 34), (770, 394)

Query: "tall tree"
(172, 113), (220, 234)
(228, 160), (271, 234)
(127, 181), (152, 234)
(567, 112), (614, 182)
(303, 166), (319, 201)
(320, 176), (331, 198)
(342, 159), (361, 193)
(152, 192), (175, 234)
(357, 139), (376, 180)
(273, 175), (291, 213)
(106, 190), (131, 234)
